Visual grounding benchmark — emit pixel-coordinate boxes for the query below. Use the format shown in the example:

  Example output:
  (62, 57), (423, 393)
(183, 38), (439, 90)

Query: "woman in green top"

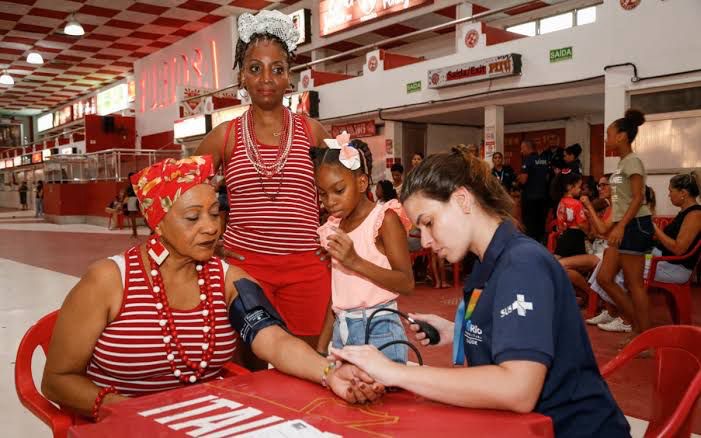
(596, 109), (653, 334)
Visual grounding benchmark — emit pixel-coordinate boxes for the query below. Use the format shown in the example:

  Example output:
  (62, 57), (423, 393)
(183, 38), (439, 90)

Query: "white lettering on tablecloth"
(138, 395), (284, 437)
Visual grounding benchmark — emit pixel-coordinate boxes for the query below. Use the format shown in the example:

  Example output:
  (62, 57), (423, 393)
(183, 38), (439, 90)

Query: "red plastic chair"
(410, 247), (431, 264)
(107, 212), (124, 230)
(585, 288), (600, 319)
(546, 232), (558, 254)
(545, 220), (558, 254)
(16, 310), (252, 438)
(410, 247), (433, 282)
(409, 248), (464, 288)
(601, 325), (701, 438)
(15, 310), (74, 438)
(645, 239), (701, 325)
(653, 216), (675, 233)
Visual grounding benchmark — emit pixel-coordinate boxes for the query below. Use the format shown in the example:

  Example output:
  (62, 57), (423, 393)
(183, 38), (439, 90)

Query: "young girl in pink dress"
(314, 133), (414, 363)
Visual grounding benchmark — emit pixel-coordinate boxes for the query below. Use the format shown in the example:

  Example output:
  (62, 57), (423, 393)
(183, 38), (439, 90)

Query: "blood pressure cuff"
(229, 278), (286, 345)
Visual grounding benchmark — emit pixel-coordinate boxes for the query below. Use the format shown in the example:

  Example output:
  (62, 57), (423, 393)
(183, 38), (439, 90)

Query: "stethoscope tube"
(364, 307), (424, 366)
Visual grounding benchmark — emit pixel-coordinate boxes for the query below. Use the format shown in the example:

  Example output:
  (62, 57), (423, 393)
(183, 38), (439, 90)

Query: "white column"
(484, 105), (504, 162)
(604, 67), (632, 173)
(384, 121), (403, 180)
(454, 3), (474, 51)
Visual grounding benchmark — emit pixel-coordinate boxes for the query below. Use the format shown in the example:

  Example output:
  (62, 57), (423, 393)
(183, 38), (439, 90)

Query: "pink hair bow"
(324, 131), (361, 171)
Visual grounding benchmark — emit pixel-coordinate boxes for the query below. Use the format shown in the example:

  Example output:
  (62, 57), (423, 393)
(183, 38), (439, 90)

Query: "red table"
(69, 370), (553, 437)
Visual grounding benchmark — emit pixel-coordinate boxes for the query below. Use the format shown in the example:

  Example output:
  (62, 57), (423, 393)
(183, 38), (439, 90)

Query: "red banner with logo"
(331, 120), (377, 138)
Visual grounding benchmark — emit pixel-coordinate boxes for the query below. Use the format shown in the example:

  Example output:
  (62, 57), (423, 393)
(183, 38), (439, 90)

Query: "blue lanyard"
(452, 288), (483, 365)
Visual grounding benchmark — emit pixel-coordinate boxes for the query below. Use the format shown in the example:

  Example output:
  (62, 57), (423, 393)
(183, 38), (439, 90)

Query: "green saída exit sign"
(550, 47), (573, 63)
(406, 81), (422, 93)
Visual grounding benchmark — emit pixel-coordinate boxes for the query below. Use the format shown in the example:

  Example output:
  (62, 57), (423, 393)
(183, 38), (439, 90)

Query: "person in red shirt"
(195, 11), (331, 358)
(553, 169), (589, 257)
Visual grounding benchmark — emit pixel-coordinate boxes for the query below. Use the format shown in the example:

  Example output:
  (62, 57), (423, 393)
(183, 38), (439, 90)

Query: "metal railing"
(0, 148), (181, 189)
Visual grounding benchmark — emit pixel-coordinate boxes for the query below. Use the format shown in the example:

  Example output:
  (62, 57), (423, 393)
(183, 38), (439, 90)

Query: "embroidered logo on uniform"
(463, 321), (483, 345)
(500, 294), (534, 318)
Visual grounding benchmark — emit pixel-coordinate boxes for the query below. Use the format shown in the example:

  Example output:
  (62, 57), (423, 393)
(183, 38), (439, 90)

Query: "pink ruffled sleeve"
(373, 199), (413, 240)
(317, 216), (341, 250)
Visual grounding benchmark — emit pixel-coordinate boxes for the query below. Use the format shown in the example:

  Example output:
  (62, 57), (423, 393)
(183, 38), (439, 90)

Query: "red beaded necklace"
(242, 107), (293, 178)
(146, 239), (217, 384)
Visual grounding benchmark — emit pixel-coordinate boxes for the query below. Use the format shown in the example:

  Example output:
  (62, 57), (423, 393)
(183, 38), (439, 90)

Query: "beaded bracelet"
(320, 362), (336, 389)
(92, 385), (118, 421)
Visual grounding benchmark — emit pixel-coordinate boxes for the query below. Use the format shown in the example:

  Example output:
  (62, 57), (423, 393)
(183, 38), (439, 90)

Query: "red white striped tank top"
(222, 109), (320, 255)
(87, 246), (238, 396)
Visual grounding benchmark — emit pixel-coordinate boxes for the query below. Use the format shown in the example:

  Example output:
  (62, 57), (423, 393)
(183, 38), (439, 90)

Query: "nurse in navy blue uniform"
(331, 146), (630, 438)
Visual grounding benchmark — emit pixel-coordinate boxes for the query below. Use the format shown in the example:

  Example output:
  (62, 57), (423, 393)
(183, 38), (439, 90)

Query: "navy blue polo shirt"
(521, 152), (550, 200)
(459, 221), (630, 437)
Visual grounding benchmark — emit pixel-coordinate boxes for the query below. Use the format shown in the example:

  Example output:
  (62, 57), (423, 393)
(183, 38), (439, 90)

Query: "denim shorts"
(618, 216), (653, 255)
(332, 307), (408, 364)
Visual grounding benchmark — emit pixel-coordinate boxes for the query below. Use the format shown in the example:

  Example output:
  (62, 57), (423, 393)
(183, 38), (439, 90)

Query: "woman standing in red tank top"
(196, 11), (331, 352)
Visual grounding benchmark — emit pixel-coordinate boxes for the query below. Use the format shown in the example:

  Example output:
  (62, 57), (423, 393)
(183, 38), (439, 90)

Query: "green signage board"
(406, 80), (422, 93)
(550, 46), (573, 63)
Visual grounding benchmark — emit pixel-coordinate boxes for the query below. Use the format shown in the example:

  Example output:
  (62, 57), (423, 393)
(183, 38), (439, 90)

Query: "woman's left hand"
(327, 363), (385, 403)
(329, 345), (401, 387)
(652, 223), (661, 237)
(326, 231), (361, 270)
(607, 224), (625, 247)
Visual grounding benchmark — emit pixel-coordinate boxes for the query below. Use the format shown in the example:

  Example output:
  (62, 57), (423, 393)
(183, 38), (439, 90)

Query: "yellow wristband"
(321, 362), (336, 388)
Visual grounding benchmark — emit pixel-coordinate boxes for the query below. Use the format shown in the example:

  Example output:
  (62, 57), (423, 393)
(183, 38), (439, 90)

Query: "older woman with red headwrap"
(41, 155), (383, 421)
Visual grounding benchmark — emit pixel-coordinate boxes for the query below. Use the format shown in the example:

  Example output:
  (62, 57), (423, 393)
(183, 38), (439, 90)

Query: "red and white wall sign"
(134, 16), (235, 137)
(427, 54), (522, 89)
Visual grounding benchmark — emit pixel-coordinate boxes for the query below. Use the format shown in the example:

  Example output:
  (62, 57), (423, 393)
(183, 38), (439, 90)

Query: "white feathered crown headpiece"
(238, 10), (300, 53)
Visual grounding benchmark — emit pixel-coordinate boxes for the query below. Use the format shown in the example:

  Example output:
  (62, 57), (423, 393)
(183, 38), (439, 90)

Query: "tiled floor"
(1, 208), (699, 437)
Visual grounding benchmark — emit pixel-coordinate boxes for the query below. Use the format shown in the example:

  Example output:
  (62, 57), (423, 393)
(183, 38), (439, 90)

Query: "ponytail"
(613, 109), (646, 143)
(551, 169), (582, 205)
(670, 172), (701, 199)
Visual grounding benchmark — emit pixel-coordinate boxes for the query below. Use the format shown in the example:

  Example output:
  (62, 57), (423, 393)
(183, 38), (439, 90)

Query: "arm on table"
(332, 344), (546, 413)
(225, 272), (384, 404)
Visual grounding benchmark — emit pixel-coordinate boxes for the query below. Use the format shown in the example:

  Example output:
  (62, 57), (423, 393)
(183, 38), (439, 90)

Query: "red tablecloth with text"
(69, 369), (553, 437)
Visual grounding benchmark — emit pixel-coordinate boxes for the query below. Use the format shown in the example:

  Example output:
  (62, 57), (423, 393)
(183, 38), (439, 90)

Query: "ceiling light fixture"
(0, 70), (14, 86)
(27, 52), (44, 64)
(64, 14), (85, 36)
